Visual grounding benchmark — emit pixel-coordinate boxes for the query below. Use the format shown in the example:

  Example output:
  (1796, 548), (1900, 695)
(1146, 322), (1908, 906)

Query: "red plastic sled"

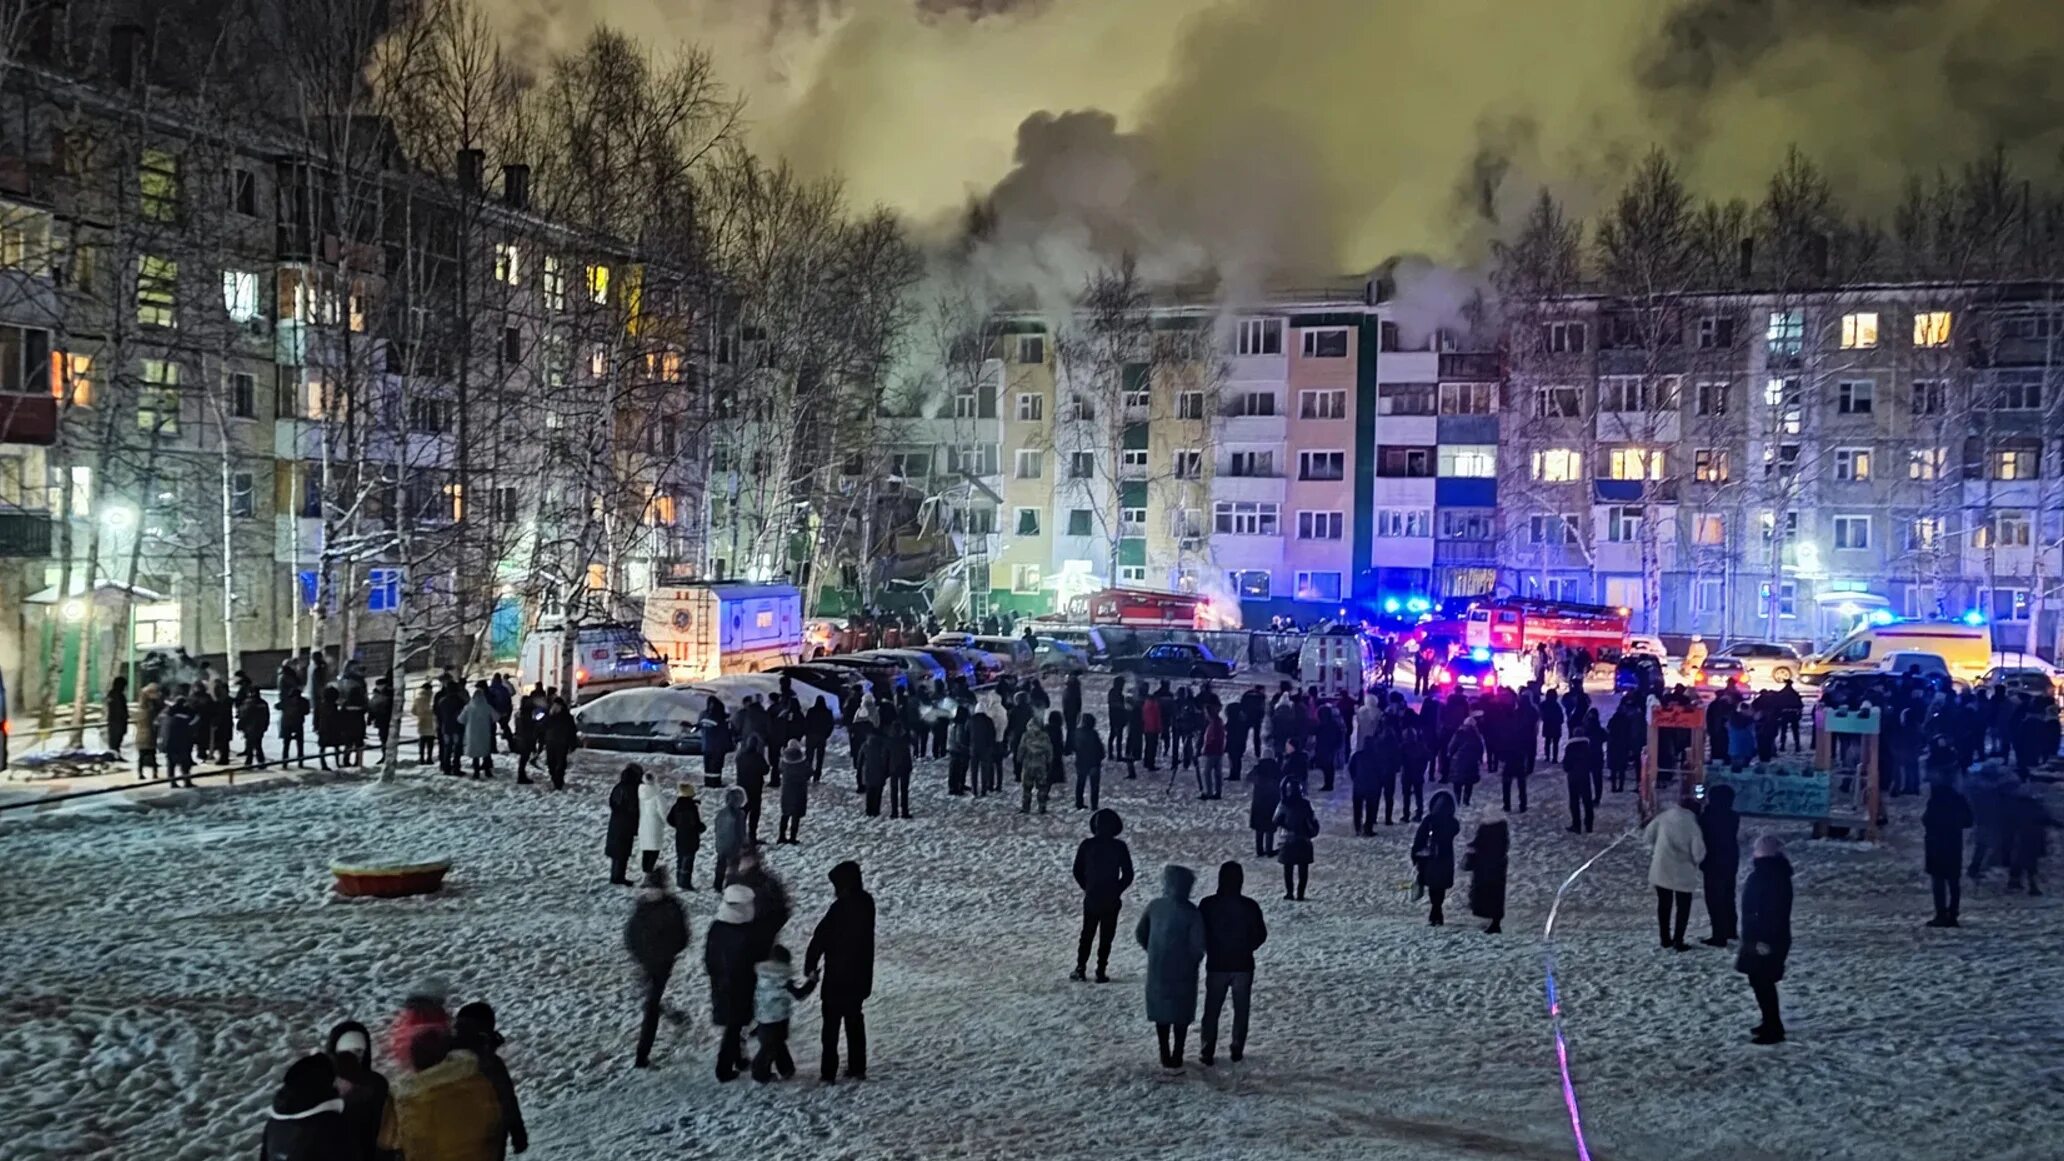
(330, 859), (452, 898)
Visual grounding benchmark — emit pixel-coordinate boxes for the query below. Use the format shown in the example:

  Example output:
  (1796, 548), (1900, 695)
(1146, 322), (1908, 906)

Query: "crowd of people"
(244, 638), (2060, 1154)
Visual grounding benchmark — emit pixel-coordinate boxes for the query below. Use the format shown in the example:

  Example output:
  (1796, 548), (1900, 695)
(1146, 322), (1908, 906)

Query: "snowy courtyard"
(2, 707), (2060, 1161)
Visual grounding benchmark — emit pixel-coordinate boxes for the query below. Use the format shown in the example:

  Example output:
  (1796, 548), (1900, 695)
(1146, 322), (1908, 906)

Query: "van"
(519, 622), (668, 704)
(1033, 625), (1110, 668)
(1800, 622), (1991, 687)
(1298, 631), (1378, 699)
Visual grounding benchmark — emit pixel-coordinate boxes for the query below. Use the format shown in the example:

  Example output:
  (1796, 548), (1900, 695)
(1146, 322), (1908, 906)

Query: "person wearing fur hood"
(323, 1021), (388, 1161)
(260, 1053), (350, 1161)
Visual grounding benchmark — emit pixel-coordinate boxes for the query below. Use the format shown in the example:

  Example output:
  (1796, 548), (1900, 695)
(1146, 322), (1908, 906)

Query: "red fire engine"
(1464, 598), (1629, 656)
(1078, 587), (1229, 630)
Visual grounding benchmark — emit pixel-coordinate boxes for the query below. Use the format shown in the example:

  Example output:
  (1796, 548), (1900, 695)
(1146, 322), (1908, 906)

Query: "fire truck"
(1463, 598), (1630, 658)
(1073, 587), (1231, 630)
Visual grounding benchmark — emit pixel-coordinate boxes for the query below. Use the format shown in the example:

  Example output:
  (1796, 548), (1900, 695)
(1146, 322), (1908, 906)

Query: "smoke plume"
(479, 0), (2064, 289)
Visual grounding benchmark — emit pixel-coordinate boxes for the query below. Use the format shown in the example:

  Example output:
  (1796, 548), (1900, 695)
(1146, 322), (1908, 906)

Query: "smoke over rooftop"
(481, 0), (2064, 288)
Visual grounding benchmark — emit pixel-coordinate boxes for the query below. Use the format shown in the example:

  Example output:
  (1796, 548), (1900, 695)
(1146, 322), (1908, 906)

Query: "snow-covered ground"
(2, 700), (2059, 1161)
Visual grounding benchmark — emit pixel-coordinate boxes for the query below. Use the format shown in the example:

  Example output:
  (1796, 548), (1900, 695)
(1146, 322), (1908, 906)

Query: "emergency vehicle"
(1463, 598), (1630, 658)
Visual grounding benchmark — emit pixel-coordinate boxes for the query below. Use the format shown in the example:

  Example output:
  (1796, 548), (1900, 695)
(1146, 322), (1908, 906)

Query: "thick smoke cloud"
(480, 0), (2064, 288)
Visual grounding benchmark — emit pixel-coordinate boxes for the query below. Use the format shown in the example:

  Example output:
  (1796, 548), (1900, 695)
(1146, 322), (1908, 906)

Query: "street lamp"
(100, 500), (137, 533)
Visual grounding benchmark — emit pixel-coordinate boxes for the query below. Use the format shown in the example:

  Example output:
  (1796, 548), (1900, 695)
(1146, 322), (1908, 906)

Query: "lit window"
(369, 568), (403, 612)
(1438, 444), (1495, 478)
(647, 495), (677, 525)
(1907, 517), (1943, 551)
(1913, 310), (1953, 348)
(139, 148), (180, 222)
(1840, 312), (1879, 349)
(1992, 447), (2039, 481)
(222, 269), (259, 322)
(585, 562), (607, 591)
(60, 352), (92, 406)
(542, 257), (565, 311)
(1295, 571), (1343, 601)
(1693, 449), (1729, 483)
(589, 347), (607, 377)
(1608, 447), (1664, 480)
(1833, 447), (1872, 481)
(586, 263), (610, 303)
(494, 243), (523, 286)
(137, 255), (178, 327)
(137, 358), (180, 435)
(1691, 513), (1726, 546)
(1530, 448), (1582, 482)
(1909, 447), (1946, 481)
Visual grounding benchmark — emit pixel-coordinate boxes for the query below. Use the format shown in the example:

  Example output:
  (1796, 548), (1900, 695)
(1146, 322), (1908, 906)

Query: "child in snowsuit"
(749, 945), (818, 1082)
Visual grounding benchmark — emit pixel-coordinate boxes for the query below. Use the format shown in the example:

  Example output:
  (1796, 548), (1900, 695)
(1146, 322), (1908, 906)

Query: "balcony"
(1438, 352), (1501, 380)
(1433, 538), (1497, 565)
(0, 511), (53, 556)
(0, 392), (57, 445)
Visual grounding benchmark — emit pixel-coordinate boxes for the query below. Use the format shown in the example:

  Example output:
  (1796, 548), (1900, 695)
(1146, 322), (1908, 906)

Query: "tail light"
(574, 668), (588, 683)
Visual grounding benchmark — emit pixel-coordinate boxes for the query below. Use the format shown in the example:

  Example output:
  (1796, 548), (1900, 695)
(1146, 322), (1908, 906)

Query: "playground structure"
(1640, 701), (1881, 841)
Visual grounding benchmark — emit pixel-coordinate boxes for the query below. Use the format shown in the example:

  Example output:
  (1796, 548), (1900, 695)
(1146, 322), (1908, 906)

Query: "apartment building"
(1497, 286), (2064, 647)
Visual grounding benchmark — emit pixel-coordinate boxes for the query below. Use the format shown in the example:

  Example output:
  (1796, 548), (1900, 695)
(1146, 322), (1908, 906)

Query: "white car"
(1717, 641), (1805, 690)
(1626, 634), (1668, 661)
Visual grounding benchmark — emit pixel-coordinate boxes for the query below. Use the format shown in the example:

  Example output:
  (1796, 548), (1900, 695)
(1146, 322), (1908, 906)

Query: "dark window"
(231, 168), (258, 216)
(1377, 446), (1434, 478)
(230, 471), (254, 518)
(502, 326), (522, 363)
(230, 372), (256, 418)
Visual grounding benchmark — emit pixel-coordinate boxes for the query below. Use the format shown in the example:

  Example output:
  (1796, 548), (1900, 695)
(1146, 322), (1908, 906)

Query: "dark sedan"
(1107, 641), (1234, 680)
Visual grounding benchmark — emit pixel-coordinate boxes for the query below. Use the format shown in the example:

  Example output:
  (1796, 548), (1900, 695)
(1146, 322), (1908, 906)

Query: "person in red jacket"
(1199, 708), (1227, 800)
(384, 978), (451, 1071)
(1138, 682), (1163, 772)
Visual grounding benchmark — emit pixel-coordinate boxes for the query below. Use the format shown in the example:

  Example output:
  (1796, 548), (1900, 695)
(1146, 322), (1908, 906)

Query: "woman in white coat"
(637, 770), (670, 875)
(1645, 796), (1707, 951)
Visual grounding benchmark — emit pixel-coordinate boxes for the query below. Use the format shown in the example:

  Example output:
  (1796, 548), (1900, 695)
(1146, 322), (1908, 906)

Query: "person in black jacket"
(1105, 682), (1130, 778)
(104, 675), (130, 753)
(969, 699), (999, 797)
(1464, 819), (1509, 934)
(706, 884), (760, 1080)
(605, 765), (643, 885)
(1398, 728), (1429, 822)
(1073, 714), (1108, 811)
(1197, 860), (1267, 1066)
(1736, 836), (1793, 1044)
(538, 698), (577, 790)
(1412, 790), (1461, 925)
(803, 696), (836, 780)
(806, 860), (876, 1083)
(1699, 784), (1742, 946)
(1071, 807), (1135, 981)
(1063, 673), (1083, 752)
(735, 737), (771, 843)
(259, 1053), (349, 1161)
(1247, 757), (1281, 858)
(322, 1022), (388, 1161)
(626, 868), (692, 1068)
(1562, 733), (1599, 834)
(1923, 774), (1973, 926)
(452, 1002), (527, 1156)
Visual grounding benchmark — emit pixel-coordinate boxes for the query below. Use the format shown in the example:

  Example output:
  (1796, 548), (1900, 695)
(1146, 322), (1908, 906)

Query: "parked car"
(1625, 634), (1668, 662)
(1818, 670), (1945, 710)
(773, 663), (868, 705)
(1878, 650), (1954, 686)
(904, 646), (978, 686)
(1615, 653), (1666, 697)
(1032, 636), (1092, 675)
(1692, 655), (1747, 692)
(1031, 625), (1111, 668)
(931, 633), (1036, 676)
(1989, 651), (2064, 697)
(1107, 641), (1234, 680)
(812, 655), (910, 697)
(575, 687), (714, 754)
(1976, 666), (2058, 702)
(1717, 641), (1804, 689)
(849, 649), (950, 685)
(1429, 652), (1498, 694)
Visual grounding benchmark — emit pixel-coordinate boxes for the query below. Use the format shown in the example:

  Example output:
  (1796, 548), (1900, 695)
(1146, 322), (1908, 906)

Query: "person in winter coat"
(1699, 784), (1742, 946)
(323, 1022), (388, 1161)
(1063, 673), (1084, 750)
(1313, 703), (1343, 792)
(160, 692), (199, 787)
(1966, 760), (2015, 883)
(1540, 693), (1565, 762)
(1646, 797), (1707, 951)
(735, 736), (771, 843)
(1135, 864), (1207, 1070)
(1561, 732), (1599, 834)
(1411, 790), (1461, 925)
(1273, 777), (1320, 901)
(860, 719), (894, 817)
(1073, 713), (1108, 810)
(1607, 700), (1644, 793)
(136, 682), (163, 777)
(1736, 836), (1794, 1044)
(2005, 785), (2053, 894)
(750, 945), (818, 1082)
(1017, 719), (1056, 814)
(666, 784), (706, 888)
(700, 700), (734, 779)
(369, 678), (395, 751)
(603, 765), (643, 885)
(1464, 819), (1510, 934)
(711, 786), (748, 891)
(1197, 861), (1267, 1066)
(806, 860), (876, 1084)
(384, 978), (452, 1071)
(238, 688), (272, 766)
(1071, 808), (1136, 981)
(1445, 719), (1485, 805)
(433, 680), (465, 776)
(626, 866), (691, 1068)
(636, 769), (669, 874)
(376, 1029), (503, 1161)
(104, 675), (130, 754)
(945, 705), (972, 796)
(450, 1003), (526, 1158)
(1398, 727), (1429, 822)
(1922, 778), (1972, 926)
(971, 695), (1001, 796)
(409, 682), (434, 765)
(1247, 757), (1282, 857)
(705, 884), (760, 1081)
(803, 697), (836, 780)
(260, 1053), (350, 1161)
(459, 684), (498, 779)
(537, 699), (576, 790)
(1139, 684), (1164, 771)
(772, 740), (810, 844)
